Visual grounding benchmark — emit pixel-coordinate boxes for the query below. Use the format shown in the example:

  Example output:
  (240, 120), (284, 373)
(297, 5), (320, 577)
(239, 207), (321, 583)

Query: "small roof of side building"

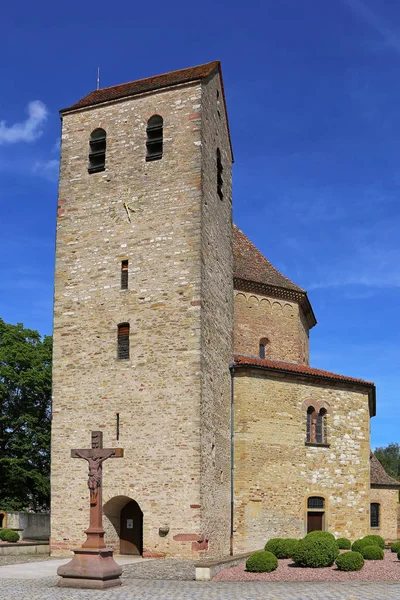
(60, 61), (233, 162)
(233, 225), (317, 328)
(232, 354), (376, 417)
(370, 452), (400, 488)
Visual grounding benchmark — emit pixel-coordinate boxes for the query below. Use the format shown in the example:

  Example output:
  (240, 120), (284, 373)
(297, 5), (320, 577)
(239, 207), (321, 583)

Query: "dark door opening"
(120, 500), (143, 555)
(307, 511), (324, 533)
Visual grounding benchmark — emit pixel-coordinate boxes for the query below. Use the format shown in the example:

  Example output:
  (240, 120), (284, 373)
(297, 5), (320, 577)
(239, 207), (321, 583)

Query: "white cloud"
(0, 101), (48, 144)
(32, 159), (59, 181)
(344, 0), (400, 55)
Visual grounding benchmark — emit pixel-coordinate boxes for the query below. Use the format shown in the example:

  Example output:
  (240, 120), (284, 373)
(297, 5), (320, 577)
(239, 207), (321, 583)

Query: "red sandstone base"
(57, 548), (122, 589)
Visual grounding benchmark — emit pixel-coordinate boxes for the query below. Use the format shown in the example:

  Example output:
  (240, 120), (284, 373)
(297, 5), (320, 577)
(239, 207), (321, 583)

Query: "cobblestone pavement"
(1, 577), (400, 600)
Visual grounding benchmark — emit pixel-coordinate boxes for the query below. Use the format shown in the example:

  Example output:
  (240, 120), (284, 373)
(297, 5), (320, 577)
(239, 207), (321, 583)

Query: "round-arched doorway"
(103, 496), (143, 555)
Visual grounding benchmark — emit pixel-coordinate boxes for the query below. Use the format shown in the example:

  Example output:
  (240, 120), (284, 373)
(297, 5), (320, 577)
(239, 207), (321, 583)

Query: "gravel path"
(0, 555), (57, 567)
(214, 549), (400, 581)
(122, 559), (196, 580)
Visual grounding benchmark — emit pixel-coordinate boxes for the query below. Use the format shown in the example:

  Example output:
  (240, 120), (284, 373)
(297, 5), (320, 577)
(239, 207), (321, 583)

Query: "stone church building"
(51, 61), (399, 558)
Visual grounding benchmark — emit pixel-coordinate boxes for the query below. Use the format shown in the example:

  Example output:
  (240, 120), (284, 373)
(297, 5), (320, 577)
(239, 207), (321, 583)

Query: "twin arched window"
(88, 116), (164, 173)
(306, 406), (327, 444)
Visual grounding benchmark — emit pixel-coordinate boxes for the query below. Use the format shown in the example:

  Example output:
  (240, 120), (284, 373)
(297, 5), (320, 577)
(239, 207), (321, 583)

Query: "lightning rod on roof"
(97, 67), (100, 90)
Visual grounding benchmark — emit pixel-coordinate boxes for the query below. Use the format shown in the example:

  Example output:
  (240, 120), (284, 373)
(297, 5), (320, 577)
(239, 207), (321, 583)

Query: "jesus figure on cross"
(74, 449), (116, 504)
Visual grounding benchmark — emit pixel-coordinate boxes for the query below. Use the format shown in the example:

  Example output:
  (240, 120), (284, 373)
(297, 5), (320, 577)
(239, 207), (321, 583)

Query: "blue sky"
(1, 0), (399, 447)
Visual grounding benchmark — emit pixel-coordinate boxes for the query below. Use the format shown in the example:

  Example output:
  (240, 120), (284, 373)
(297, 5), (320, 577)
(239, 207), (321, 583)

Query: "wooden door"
(307, 511), (324, 533)
(120, 500), (143, 555)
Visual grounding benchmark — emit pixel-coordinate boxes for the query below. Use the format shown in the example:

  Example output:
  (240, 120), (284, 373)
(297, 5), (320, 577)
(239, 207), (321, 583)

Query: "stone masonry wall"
(51, 78), (231, 558)
(234, 291), (310, 364)
(199, 73), (233, 557)
(233, 369), (371, 553)
(370, 488), (399, 542)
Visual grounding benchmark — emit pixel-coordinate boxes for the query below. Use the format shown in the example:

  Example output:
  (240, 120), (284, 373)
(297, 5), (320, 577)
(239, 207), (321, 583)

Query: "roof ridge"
(233, 353), (375, 386)
(370, 452), (400, 487)
(89, 60), (220, 95)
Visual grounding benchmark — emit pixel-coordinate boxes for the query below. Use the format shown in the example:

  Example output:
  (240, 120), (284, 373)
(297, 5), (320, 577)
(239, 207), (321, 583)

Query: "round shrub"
(390, 541), (400, 553)
(274, 538), (299, 559)
(264, 538), (282, 555)
(352, 538), (371, 553)
(1, 529), (19, 543)
(361, 545), (384, 560)
(335, 551), (364, 571)
(305, 531), (336, 542)
(0, 529), (8, 541)
(292, 536), (339, 568)
(336, 537), (352, 550)
(245, 550), (278, 572)
(362, 535), (385, 549)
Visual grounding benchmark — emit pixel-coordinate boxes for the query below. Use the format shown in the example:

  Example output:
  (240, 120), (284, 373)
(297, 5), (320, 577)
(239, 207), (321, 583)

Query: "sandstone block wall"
(51, 75), (232, 558)
(234, 291), (310, 364)
(370, 488), (399, 542)
(233, 369), (371, 553)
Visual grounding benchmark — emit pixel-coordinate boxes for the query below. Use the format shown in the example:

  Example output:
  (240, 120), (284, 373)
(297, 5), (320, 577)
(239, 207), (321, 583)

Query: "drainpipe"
(229, 362), (235, 555)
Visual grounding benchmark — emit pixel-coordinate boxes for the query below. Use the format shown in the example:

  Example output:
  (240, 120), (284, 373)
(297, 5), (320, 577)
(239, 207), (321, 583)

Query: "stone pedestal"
(57, 548), (122, 589)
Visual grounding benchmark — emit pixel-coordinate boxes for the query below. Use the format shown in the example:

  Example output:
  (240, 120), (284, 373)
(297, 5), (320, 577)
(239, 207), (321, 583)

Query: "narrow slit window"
(217, 148), (223, 199)
(259, 343), (265, 359)
(116, 413), (120, 440)
(88, 128), (106, 173)
(121, 260), (128, 290)
(146, 115), (163, 161)
(117, 323), (130, 360)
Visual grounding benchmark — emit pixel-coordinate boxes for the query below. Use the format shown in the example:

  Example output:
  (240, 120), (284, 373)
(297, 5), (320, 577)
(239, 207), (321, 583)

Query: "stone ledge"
(195, 550), (258, 581)
(0, 542), (50, 556)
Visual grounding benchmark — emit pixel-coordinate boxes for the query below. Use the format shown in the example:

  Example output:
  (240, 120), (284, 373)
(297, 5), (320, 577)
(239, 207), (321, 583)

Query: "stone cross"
(71, 431), (123, 549)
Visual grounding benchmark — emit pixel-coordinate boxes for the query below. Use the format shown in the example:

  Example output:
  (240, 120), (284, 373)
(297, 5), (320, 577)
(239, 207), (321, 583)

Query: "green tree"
(374, 443), (400, 480)
(0, 319), (52, 511)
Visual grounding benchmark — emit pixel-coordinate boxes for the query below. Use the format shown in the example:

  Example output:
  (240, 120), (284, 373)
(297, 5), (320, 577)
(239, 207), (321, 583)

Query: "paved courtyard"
(1, 559), (400, 599)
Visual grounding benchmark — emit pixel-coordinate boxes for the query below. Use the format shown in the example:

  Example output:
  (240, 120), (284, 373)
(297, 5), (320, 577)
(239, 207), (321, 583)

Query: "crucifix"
(71, 431), (124, 549)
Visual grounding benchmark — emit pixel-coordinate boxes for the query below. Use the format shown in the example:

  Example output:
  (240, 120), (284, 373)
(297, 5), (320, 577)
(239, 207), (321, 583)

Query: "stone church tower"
(51, 62), (234, 558)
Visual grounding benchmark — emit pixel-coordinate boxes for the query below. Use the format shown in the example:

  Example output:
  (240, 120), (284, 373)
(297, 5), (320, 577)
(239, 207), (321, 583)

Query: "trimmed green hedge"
(0, 529), (19, 543)
(305, 531), (336, 542)
(361, 535), (385, 549)
(245, 550), (278, 572)
(274, 538), (299, 559)
(361, 545), (384, 560)
(292, 536), (339, 568)
(390, 541), (400, 553)
(264, 538), (282, 555)
(336, 538), (351, 550)
(335, 551), (364, 571)
(352, 538), (372, 553)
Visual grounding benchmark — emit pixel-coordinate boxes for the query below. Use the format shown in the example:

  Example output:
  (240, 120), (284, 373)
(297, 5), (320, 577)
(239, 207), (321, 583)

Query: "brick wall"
(233, 368), (371, 553)
(51, 75), (232, 557)
(233, 291), (310, 364)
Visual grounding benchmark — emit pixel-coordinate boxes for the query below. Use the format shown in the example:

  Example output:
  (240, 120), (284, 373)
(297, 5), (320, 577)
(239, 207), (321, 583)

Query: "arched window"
(117, 323), (130, 360)
(217, 148), (223, 199)
(146, 115), (163, 161)
(306, 406), (315, 443)
(259, 337), (269, 359)
(316, 408), (327, 444)
(370, 503), (380, 528)
(88, 128), (106, 173)
(307, 496), (326, 533)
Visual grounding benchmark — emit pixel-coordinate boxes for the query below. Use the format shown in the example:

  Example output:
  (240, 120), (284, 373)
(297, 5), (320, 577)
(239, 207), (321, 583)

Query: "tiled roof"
(233, 225), (304, 292)
(61, 61), (219, 112)
(233, 354), (374, 386)
(233, 225), (317, 327)
(370, 452), (400, 487)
